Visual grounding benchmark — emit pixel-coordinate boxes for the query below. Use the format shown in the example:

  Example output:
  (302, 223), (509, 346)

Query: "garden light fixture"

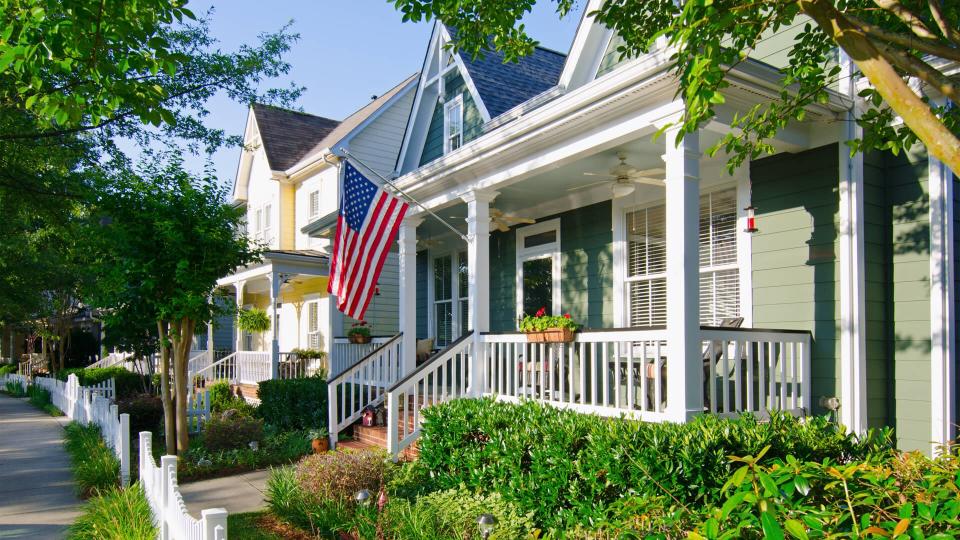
(477, 513), (497, 539)
(355, 489), (371, 507)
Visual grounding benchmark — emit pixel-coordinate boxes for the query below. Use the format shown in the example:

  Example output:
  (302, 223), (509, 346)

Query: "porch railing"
(277, 352), (328, 380)
(327, 334), (403, 448)
(385, 332), (473, 458)
(330, 336), (396, 377)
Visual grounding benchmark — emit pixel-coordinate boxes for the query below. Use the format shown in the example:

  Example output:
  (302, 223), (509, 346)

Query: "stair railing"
(326, 334), (402, 449)
(190, 352), (238, 394)
(385, 332), (474, 459)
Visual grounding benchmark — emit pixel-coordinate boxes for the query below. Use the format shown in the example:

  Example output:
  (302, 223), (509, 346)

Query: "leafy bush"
(382, 488), (537, 540)
(58, 367), (150, 399)
(257, 376), (327, 431)
(296, 449), (392, 507)
(387, 461), (438, 501)
(117, 393), (164, 435)
(4, 379), (26, 396)
(0, 363), (17, 375)
(237, 307), (270, 333)
(266, 466), (340, 534)
(202, 410), (264, 452)
(63, 422), (119, 497)
(66, 483), (156, 540)
(179, 429), (312, 482)
(26, 384), (60, 415)
(417, 398), (893, 530)
(207, 380), (254, 415)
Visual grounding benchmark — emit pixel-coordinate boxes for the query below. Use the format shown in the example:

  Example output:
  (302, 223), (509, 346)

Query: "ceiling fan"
(418, 237), (443, 249)
(571, 152), (665, 197)
(490, 208), (535, 232)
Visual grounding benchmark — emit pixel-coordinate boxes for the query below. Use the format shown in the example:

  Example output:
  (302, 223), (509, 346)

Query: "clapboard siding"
(863, 151), (889, 430)
(342, 253), (400, 336)
(349, 88), (416, 177)
(419, 69), (484, 166)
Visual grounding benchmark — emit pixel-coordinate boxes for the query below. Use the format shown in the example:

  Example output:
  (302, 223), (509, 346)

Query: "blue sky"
(183, 1), (585, 185)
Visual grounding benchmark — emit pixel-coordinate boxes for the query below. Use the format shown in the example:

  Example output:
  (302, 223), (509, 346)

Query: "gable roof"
(250, 104), (340, 171)
(289, 73), (420, 171)
(458, 45), (566, 119)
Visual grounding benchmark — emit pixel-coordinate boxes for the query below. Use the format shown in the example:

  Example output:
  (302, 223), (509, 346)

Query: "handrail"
(386, 331), (473, 393)
(385, 332), (474, 458)
(327, 334), (404, 448)
(191, 352), (238, 390)
(328, 334), (402, 383)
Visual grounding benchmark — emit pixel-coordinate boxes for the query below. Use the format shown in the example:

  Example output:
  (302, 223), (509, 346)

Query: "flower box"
(526, 327), (575, 343)
(349, 334), (372, 345)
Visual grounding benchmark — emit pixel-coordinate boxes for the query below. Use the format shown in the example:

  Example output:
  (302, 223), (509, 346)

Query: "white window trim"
(427, 249), (470, 345)
(612, 178), (753, 328)
(443, 93), (464, 154)
(515, 219), (562, 324)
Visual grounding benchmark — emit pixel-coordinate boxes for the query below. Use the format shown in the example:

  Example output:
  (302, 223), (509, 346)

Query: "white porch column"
(664, 126), (702, 422)
(929, 138), (955, 454)
(463, 189), (498, 397)
(235, 281), (246, 352)
(838, 52), (868, 434)
(269, 271), (280, 380)
(398, 216), (423, 374)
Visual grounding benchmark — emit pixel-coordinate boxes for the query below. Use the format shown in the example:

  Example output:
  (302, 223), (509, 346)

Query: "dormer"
(396, 22), (565, 174)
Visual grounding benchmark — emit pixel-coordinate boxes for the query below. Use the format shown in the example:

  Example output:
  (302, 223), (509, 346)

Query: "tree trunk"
(157, 320), (177, 456)
(172, 318), (194, 454)
(799, 0), (960, 176)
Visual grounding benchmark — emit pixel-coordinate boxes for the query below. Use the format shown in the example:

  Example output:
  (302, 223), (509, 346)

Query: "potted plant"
(308, 427), (329, 453)
(237, 307), (271, 334)
(347, 321), (372, 344)
(519, 308), (579, 343)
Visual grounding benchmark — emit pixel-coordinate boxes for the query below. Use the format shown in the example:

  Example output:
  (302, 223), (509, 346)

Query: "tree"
(391, 0), (960, 175)
(92, 154), (259, 454)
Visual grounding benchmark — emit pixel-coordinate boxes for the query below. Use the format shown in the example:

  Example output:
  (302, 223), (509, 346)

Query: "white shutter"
(309, 191), (320, 218)
(263, 204), (273, 244)
(308, 302), (318, 333)
(254, 208), (263, 240)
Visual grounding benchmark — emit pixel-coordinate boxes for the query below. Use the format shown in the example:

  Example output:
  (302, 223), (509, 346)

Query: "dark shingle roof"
(458, 45), (566, 119)
(251, 104), (340, 171)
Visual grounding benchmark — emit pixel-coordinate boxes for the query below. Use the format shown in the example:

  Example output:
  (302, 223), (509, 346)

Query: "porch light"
(477, 514), (497, 539)
(355, 489), (371, 507)
(744, 205), (759, 233)
(611, 182), (635, 198)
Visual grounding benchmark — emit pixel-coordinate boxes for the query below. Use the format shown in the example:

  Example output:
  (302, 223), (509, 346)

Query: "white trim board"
(929, 149), (956, 454)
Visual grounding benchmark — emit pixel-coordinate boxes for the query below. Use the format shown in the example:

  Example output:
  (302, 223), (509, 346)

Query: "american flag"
(328, 161), (409, 320)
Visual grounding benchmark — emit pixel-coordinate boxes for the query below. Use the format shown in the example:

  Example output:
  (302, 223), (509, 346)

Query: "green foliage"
(237, 307), (271, 334)
(347, 320), (371, 338)
(266, 465), (349, 535)
(226, 512), (287, 540)
(518, 309), (578, 332)
(295, 449), (392, 507)
(3, 380), (26, 396)
(63, 422), (120, 497)
(26, 383), (56, 412)
(208, 380), (251, 413)
(383, 488), (537, 540)
(117, 393), (164, 435)
(66, 483), (157, 540)
(417, 398), (892, 530)
(256, 376), (328, 431)
(0, 363), (17, 375)
(179, 428), (311, 482)
(387, 461), (438, 501)
(202, 411), (264, 452)
(290, 348), (326, 360)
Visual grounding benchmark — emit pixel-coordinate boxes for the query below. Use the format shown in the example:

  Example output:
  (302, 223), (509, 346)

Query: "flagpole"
(336, 147), (471, 243)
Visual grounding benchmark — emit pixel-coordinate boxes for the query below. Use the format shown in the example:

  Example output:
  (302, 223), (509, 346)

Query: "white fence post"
(201, 508), (229, 540)
(119, 413), (130, 487)
(159, 455), (176, 540)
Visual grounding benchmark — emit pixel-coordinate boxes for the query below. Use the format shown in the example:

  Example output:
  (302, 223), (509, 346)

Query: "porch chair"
(416, 338), (435, 366)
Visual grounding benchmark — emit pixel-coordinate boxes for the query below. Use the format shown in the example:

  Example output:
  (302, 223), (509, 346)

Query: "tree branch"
(928, 0), (960, 46)
(872, 37), (958, 102)
(873, 0), (939, 41)
(845, 13), (960, 62)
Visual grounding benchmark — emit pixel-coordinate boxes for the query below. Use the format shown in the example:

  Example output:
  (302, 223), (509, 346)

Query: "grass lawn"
(228, 512), (311, 540)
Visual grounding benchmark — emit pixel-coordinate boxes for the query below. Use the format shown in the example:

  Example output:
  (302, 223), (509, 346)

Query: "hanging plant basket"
(526, 327), (575, 343)
(349, 333), (372, 344)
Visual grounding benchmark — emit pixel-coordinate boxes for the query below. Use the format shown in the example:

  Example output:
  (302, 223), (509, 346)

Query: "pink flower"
(535, 307), (546, 317)
(563, 313), (571, 319)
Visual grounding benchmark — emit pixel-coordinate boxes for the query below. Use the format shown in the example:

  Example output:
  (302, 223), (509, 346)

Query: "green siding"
(419, 70), (485, 166)
(487, 201), (613, 332)
(881, 148), (931, 452)
(751, 144), (842, 412)
(863, 152), (889, 430)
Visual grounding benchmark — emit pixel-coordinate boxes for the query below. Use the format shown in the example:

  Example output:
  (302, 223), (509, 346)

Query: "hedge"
(58, 367), (151, 400)
(256, 376), (327, 431)
(417, 398), (893, 530)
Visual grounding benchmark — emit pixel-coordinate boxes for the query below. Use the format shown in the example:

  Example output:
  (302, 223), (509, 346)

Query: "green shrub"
(63, 422), (120, 497)
(207, 380), (254, 414)
(386, 461), (438, 501)
(4, 380), (26, 396)
(27, 384), (51, 408)
(202, 410), (264, 452)
(296, 449), (392, 507)
(117, 393), (164, 435)
(257, 376), (327, 430)
(382, 488), (537, 540)
(66, 483), (156, 540)
(59, 367), (150, 399)
(417, 398), (893, 530)
(179, 429), (312, 482)
(266, 466), (338, 534)
(0, 363), (17, 375)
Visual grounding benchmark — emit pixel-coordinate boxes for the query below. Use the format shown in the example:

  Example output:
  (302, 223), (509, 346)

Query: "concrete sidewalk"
(0, 394), (82, 539)
(179, 469), (270, 515)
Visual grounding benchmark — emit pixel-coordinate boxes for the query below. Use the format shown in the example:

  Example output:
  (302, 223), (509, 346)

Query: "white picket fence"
(140, 431), (228, 540)
(33, 374), (131, 486)
(187, 391), (211, 434)
(1, 373), (28, 391)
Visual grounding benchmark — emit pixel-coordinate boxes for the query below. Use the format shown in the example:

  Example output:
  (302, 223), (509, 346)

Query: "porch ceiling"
(415, 131), (739, 242)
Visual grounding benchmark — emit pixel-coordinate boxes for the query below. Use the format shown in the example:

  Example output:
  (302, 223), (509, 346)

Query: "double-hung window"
(432, 250), (470, 347)
(309, 190), (320, 219)
(443, 94), (464, 153)
(623, 187), (740, 327)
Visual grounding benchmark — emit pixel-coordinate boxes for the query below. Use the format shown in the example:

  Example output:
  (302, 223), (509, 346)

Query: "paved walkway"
(180, 469), (269, 515)
(0, 394), (82, 539)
